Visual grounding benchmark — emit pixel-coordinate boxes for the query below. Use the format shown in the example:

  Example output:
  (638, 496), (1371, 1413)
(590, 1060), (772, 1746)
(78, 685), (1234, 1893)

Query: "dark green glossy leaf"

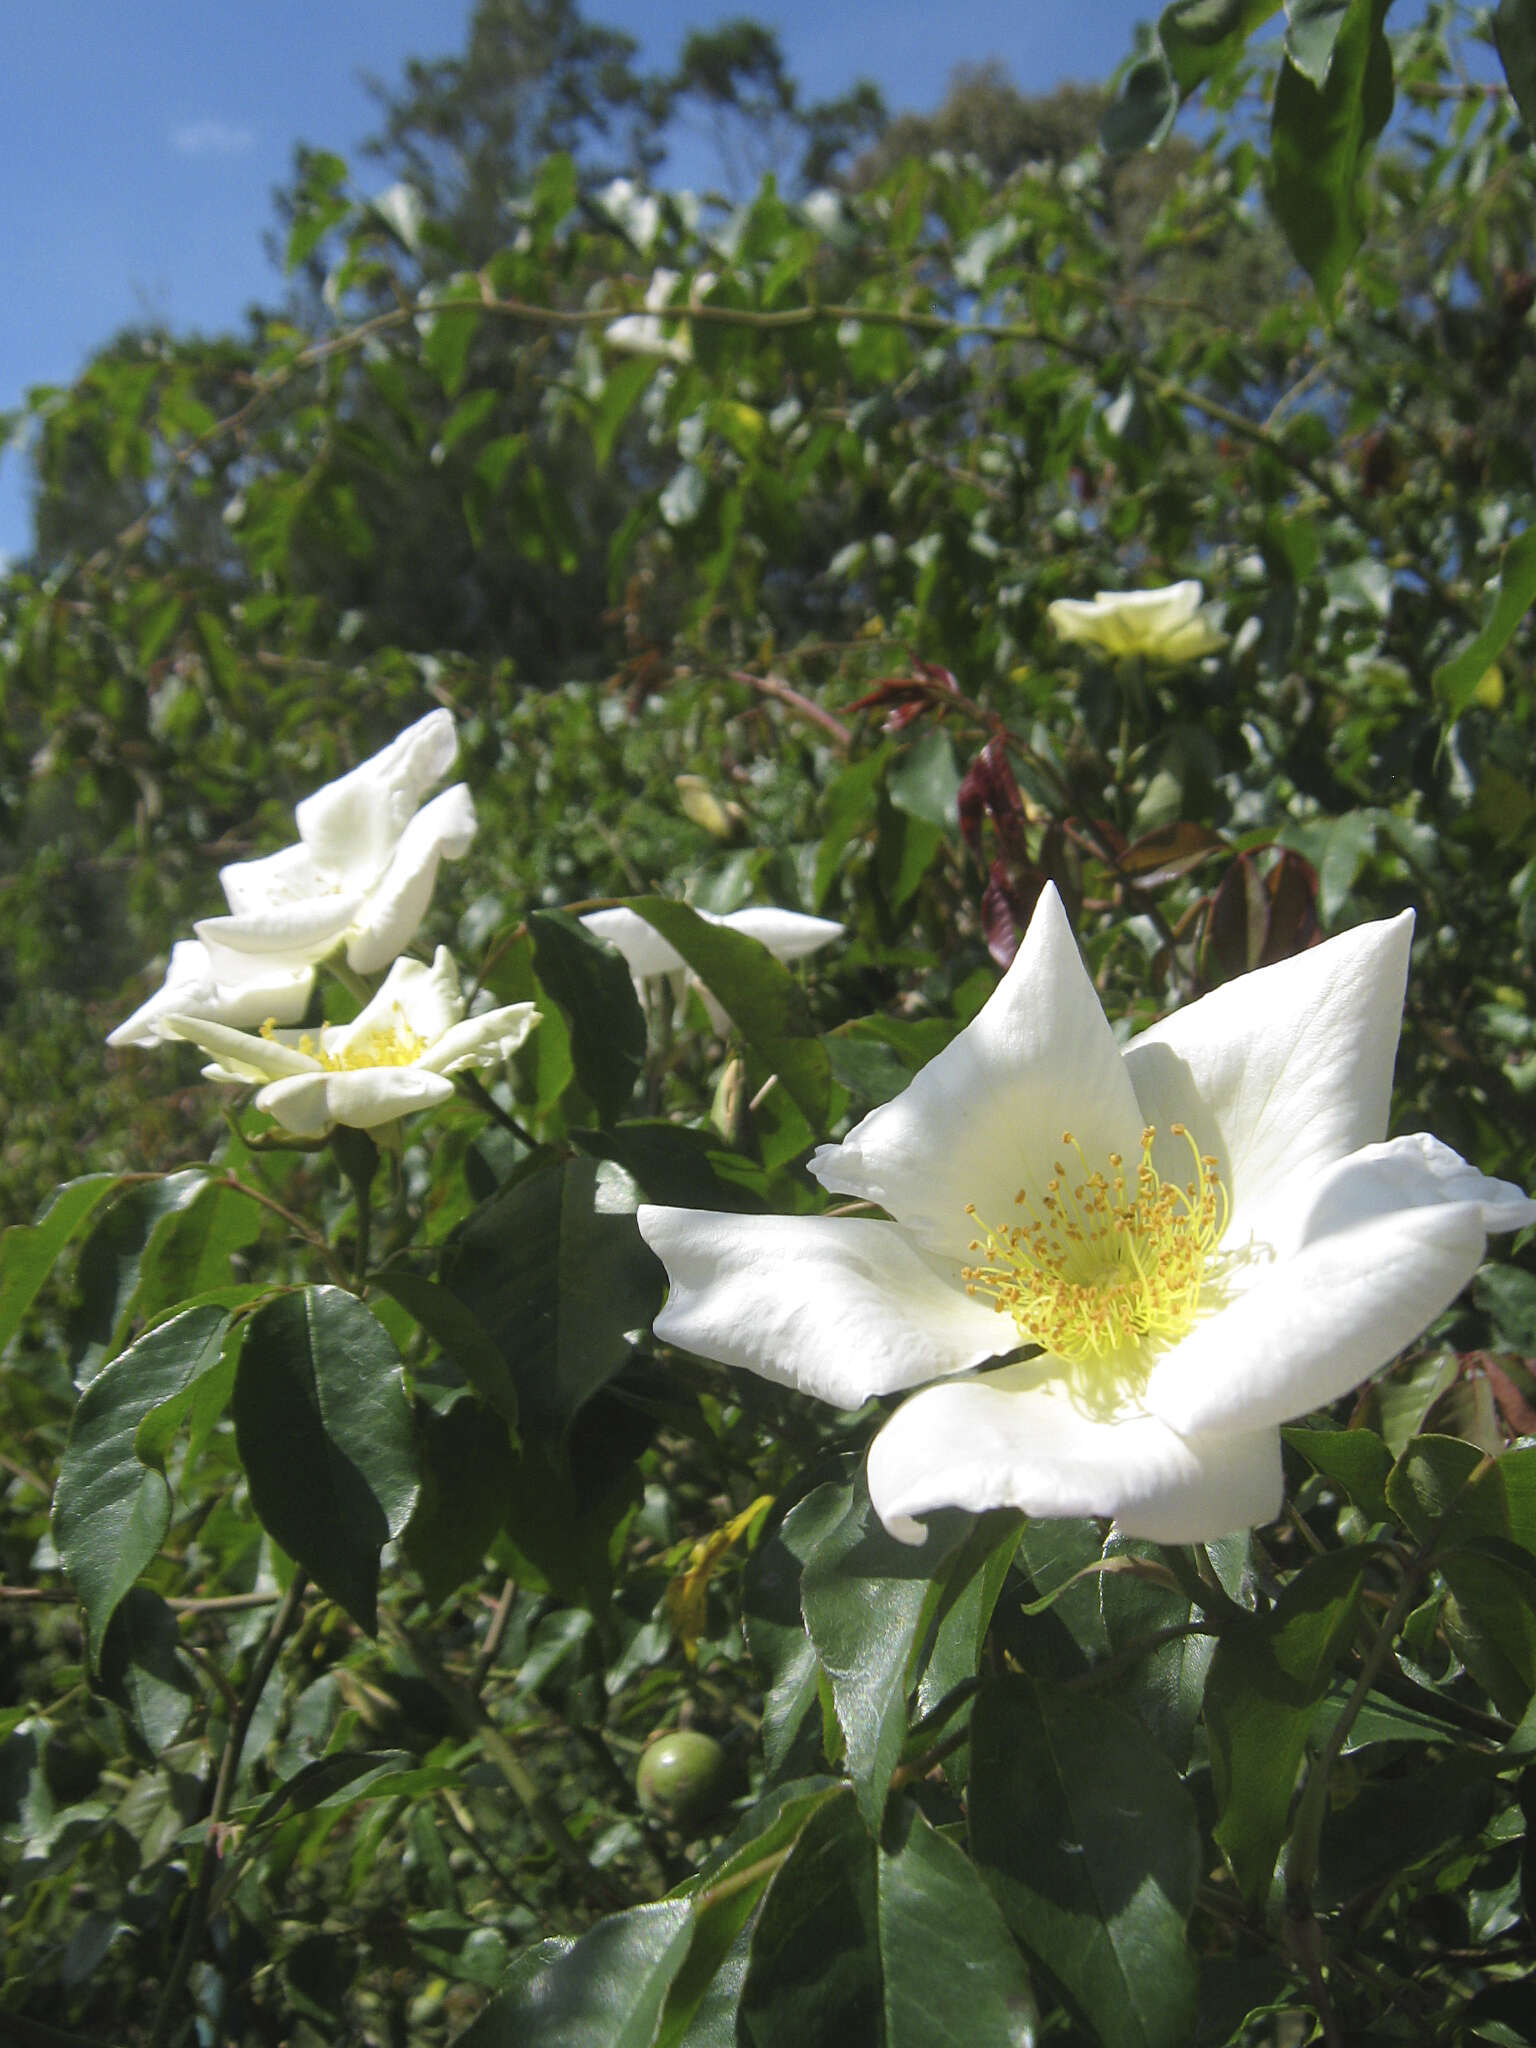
(573, 1121), (770, 1214)
(626, 898), (830, 1131)
(735, 1787), (1038, 2047)
(52, 1304), (231, 1664)
(743, 1486), (851, 1781)
(67, 1171), (211, 1382)
(370, 1269), (520, 1427)
(970, 1674), (1198, 2048)
(1204, 1546), (1368, 1899)
(530, 907), (647, 1124)
(1285, 1424), (1394, 1522)
(1269, 0), (1393, 311)
(797, 1477), (967, 1828)
(657, 1783), (841, 2047)
(403, 1395), (517, 1606)
(233, 1287), (421, 1632)
(98, 1588), (199, 1752)
(443, 1154), (662, 1438)
(458, 1898), (695, 2047)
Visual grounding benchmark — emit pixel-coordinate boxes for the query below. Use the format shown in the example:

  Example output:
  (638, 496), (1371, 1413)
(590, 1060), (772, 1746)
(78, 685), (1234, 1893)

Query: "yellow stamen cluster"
(262, 1012), (429, 1071)
(962, 1125), (1228, 1412)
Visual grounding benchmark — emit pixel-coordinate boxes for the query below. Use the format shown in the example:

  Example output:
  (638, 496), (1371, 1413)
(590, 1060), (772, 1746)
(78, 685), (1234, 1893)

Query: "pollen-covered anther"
(961, 1126), (1229, 1405)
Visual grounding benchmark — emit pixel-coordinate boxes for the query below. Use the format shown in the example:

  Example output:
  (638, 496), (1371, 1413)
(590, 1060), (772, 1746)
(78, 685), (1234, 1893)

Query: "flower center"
(266, 1014), (429, 1071)
(962, 1125), (1228, 1414)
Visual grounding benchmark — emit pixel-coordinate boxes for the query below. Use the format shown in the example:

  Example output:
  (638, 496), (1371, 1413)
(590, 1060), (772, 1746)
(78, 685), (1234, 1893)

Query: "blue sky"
(0, 2), (1162, 563)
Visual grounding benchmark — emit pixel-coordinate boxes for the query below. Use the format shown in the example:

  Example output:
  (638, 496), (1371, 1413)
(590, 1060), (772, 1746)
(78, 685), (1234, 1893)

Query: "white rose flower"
(163, 947), (536, 1137)
(581, 904), (843, 1030)
(194, 710), (477, 978)
(1047, 580), (1227, 664)
(639, 887), (1536, 1545)
(107, 939), (313, 1050)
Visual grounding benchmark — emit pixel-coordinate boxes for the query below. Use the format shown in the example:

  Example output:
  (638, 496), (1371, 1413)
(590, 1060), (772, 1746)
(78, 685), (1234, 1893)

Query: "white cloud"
(171, 119), (255, 158)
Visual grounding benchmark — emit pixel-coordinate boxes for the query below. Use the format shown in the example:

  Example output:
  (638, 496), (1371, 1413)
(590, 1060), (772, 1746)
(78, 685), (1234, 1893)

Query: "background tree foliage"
(5, 1), (1536, 2042)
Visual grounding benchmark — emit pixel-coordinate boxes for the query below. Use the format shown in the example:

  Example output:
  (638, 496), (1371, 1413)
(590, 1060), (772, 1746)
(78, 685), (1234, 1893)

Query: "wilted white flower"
(107, 939), (313, 1051)
(195, 710), (476, 979)
(163, 948), (536, 1137)
(639, 888), (1536, 1545)
(1047, 580), (1226, 664)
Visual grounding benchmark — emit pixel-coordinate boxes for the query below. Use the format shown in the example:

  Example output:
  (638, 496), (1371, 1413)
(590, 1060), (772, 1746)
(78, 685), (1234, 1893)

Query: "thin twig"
(726, 668), (852, 750)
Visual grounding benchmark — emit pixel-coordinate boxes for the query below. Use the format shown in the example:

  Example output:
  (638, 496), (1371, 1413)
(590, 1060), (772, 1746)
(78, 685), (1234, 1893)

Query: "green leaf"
(1433, 529), (1536, 721)
(573, 1122), (770, 1214)
(798, 1476), (969, 1829)
(67, 1171), (213, 1382)
(1495, 0), (1536, 136)
(1098, 1536), (1213, 1769)
(98, 1588), (198, 1751)
(1204, 1546), (1368, 1899)
(459, 1898), (695, 2047)
(1384, 1433), (1489, 1550)
(657, 1784), (842, 2047)
(530, 908), (647, 1124)
(886, 730), (960, 829)
(969, 1674), (1198, 2048)
(1285, 1424), (1394, 1522)
(1285, 0), (1351, 86)
(1103, 0), (1281, 152)
(626, 898), (831, 1131)
(1269, 0), (1393, 311)
(52, 1305), (231, 1664)
(403, 1396), (517, 1607)
(743, 1487), (851, 1781)
(370, 1270), (520, 1426)
(0, 1175), (119, 1359)
(443, 1154), (662, 1439)
(421, 303), (481, 398)
(737, 1790), (1036, 2047)
(233, 1288), (421, 1632)
(814, 746), (886, 910)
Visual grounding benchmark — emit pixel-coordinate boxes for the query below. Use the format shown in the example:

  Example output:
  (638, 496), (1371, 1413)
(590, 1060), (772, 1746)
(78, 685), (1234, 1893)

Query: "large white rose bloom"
(194, 709), (477, 978)
(639, 888), (1536, 1545)
(1047, 580), (1226, 664)
(163, 947), (536, 1137)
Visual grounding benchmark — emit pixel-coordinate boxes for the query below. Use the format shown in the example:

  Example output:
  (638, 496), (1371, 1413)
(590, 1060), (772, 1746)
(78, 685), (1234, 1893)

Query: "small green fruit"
(636, 1730), (729, 1829)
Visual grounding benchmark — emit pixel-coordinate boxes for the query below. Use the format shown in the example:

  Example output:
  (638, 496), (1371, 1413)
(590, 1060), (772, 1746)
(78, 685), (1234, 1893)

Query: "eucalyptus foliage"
(6, 4), (1536, 2044)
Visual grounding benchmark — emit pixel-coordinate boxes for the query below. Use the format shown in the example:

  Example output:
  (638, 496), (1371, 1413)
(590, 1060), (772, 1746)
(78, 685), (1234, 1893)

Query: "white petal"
(294, 710), (460, 884)
(197, 894), (361, 964)
(255, 1066), (455, 1136)
(1145, 1190), (1489, 1436)
(107, 941), (313, 1048)
(810, 885), (1144, 1258)
(1297, 1133), (1536, 1240)
(160, 1013), (321, 1082)
(1123, 911), (1413, 1251)
(217, 841), (328, 916)
(581, 907), (685, 980)
(866, 1371), (1281, 1544)
(637, 1207), (1009, 1408)
(346, 783), (478, 973)
(421, 1002), (540, 1074)
(719, 908), (844, 961)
